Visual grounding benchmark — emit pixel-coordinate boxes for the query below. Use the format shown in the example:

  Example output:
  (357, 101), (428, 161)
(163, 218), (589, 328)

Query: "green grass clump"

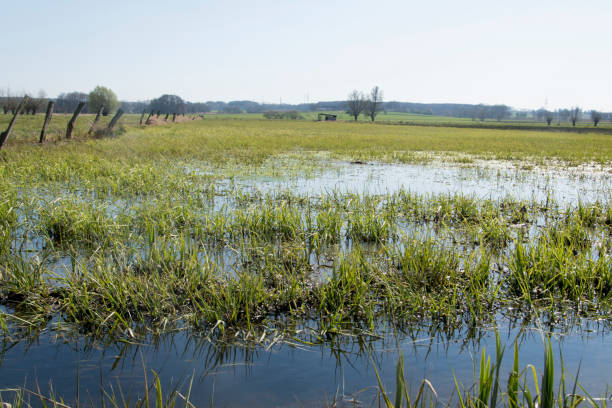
(507, 241), (611, 306)
(39, 198), (127, 246)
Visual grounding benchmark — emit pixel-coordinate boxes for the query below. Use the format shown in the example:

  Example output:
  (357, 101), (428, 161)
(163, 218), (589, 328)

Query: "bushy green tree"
(89, 86), (119, 116)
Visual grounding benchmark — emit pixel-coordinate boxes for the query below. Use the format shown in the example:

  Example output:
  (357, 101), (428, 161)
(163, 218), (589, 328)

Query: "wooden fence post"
(107, 109), (124, 131)
(139, 110), (146, 125)
(39, 100), (55, 143)
(65, 102), (86, 139)
(88, 105), (104, 135)
(0, 96), (29, 150)
(145, 109), (154, 125)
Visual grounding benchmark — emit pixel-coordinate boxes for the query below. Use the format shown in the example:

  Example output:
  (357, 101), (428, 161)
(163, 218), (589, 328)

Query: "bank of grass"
(0, 112), (143, 144)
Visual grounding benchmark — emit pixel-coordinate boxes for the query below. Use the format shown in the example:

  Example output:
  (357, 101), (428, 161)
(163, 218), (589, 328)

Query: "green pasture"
(1, 115), (611, 166)
(203, 110), (612, 128)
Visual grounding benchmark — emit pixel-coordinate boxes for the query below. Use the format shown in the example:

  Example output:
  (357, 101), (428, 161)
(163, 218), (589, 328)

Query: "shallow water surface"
(243, 161), (611, 205)
(2, 161), (611, 406)
(0, 320), (610, 407)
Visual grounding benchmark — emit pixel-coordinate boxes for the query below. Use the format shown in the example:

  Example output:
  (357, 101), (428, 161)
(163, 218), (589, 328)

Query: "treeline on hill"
(2, 89), (610, 124)
(0, 91), (213, 115)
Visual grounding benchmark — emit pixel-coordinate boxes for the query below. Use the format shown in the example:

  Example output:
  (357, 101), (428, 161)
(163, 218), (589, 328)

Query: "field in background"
(203, 110), (612, 128)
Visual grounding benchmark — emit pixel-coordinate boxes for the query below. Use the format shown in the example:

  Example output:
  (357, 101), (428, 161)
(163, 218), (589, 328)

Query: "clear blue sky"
(2, 0), (611, 110)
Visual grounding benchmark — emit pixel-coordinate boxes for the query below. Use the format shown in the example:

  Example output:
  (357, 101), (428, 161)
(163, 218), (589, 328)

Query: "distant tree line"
(532, 107), (607, 127)
(0, 89), (48, 114)
(1, 87), (609, 126)
(0, 89), (214, 116)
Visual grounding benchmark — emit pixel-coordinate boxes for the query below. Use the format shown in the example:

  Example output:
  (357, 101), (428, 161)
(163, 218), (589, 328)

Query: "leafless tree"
(23, 90), (47, 115)
(544, 110), (554, 126)
(4, 91), (22, 115)
(365, 86), (383, 122)
(569, 107), (581, 126)
(346, 90), (366, 121)
(590, 110), (602, 127)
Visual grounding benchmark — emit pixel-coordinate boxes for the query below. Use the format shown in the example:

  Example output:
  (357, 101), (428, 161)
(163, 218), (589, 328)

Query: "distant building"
(317, 113), (337, 121)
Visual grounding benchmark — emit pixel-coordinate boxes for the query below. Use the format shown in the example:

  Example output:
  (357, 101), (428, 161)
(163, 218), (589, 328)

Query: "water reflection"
(243, 161), (611, 204)
(0, 317), (609, 407)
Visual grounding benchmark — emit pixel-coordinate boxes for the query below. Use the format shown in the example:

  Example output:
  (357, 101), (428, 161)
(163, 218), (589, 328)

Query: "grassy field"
(0, 114), (610, 406)
(205, 110), (612, 128)
(2, 114), (611, 166)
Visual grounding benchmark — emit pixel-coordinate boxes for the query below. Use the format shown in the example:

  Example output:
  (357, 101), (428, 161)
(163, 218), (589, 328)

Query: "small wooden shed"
(317, 113), (337, 121)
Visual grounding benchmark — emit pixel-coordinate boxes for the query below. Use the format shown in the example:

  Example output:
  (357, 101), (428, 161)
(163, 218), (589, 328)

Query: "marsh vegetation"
(0, 117), (610, 406)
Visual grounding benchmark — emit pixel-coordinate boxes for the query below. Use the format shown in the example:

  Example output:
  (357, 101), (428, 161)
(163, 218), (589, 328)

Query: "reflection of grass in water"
(2, 332), (609, 407)
(374, 333), (611, 408)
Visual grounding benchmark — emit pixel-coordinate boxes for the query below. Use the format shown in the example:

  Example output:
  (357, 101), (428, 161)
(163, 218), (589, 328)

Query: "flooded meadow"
(0, 120), (610, 407)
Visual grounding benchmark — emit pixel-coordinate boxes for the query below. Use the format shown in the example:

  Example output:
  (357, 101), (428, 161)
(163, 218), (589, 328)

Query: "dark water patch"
(0, 320), (609, 407)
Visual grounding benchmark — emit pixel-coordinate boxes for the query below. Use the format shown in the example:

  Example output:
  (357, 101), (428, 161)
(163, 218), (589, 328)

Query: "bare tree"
(23, 91), (47, 115)
(544, 110), (554, 126)
(590, 110), (602, 127)
(346, 90), (366, 121)
(569, 107), (581, 126)
(365, 86), (383, 122)
(2, 89), (21, 115)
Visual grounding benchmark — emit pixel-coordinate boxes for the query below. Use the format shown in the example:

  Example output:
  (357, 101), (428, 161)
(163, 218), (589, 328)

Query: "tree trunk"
(0, 96), (29, 150)
(39, 101), (55, 143)
(65, 102), (86, 139)
(172, 113), (176, 122)
(164, 113), (169, 121)
(107, 109), (124, 131)
(145, 110), (154, 125)
(88, 105), (104, 135)
(139, 110), (146, 125)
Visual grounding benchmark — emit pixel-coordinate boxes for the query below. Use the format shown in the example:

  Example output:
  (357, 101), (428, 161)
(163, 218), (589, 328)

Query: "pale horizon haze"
(2, 0), (611, 111)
